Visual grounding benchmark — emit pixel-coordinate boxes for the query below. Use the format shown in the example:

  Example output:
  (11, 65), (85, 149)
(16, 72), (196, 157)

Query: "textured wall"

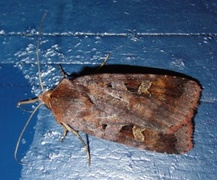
(1, 1), (217, 179)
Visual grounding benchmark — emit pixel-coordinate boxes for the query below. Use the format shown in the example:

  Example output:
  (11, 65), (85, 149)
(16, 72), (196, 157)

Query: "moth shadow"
(70, 64), (200, 83)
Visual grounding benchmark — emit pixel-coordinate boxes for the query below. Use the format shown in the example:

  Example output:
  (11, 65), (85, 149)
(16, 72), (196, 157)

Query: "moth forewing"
(42, 73), (201, 155)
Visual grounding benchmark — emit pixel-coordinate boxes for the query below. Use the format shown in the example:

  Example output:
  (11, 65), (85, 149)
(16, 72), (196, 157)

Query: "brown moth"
(15, 14), (201, 165)
(40, 72), (201, 155)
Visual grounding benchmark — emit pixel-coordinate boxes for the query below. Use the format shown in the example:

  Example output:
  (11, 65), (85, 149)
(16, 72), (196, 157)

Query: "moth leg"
(17, 97), (39, 113)
(97, 53), (110, 71)
(58, 64), (70, 78)
(61, 122), (91, 165)
(18, 97), (39, 106)
(60, 125), (68, 142)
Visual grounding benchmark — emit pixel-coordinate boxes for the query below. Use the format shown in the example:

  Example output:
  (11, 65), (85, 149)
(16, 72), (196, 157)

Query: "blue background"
(0, 0), (217, 179)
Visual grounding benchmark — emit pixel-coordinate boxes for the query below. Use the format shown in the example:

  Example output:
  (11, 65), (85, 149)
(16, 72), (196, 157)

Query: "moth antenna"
(15, 13), (47, 164)
(14, 102), (43, 164)
(97, 53), (110, 71)
(36, 13), (47, 92)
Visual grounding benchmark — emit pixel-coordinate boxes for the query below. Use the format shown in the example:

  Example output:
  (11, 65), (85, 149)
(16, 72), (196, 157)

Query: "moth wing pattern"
(43, 73), (201, 154)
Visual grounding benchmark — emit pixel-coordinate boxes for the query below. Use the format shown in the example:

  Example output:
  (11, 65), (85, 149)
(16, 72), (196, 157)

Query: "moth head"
(39, 89), (53, 109)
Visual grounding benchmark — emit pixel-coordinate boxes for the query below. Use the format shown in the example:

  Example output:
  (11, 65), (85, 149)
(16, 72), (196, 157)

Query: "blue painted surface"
(0, 0), (217, 179)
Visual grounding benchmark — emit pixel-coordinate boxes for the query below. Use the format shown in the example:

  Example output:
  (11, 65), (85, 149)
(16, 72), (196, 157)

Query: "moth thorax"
(39, 90), (53, 109)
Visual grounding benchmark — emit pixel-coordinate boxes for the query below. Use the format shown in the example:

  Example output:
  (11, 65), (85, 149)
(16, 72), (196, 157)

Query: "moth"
(15, 14), (201, 165)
